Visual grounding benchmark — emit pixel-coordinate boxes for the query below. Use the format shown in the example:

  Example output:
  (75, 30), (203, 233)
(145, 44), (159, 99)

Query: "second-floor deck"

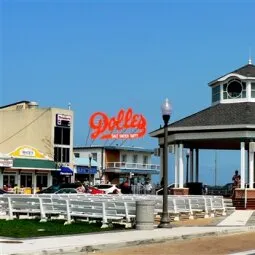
(105, 162), (160, 174)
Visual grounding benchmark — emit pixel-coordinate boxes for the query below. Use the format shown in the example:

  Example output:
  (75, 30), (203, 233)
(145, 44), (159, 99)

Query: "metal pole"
(89, 155), (92, 186)
(214, 150), (217, 186)
(158, 120), (171, 228)
(186, 154), (189, 185)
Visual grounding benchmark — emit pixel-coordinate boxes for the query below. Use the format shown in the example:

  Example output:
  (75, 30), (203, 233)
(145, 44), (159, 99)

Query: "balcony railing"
(106, 162), (160, 171)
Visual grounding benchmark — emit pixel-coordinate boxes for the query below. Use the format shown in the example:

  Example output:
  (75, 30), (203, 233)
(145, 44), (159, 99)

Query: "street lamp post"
(186, 149), (190, 185)
(158, 98), (172, 228)
(89, 154), (92, 186)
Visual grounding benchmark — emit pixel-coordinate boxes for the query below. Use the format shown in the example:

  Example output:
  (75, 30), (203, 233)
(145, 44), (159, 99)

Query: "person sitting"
(232, 170), (241, 198)
(232, 170), (241, 188)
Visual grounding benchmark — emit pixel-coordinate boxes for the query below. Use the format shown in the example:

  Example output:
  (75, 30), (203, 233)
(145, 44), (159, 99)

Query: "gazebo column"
(172, 143), (189, 195)
(240, 142), (245, 189)
(174, 144), (179, 188)
(195, 148), (199, 182)
(249, 145), (254, 189)
(178, 143), (184, 188)
(190, 149), (194, 182)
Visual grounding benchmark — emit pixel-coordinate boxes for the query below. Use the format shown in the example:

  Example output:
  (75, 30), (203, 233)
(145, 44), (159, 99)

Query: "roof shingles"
(170, 102), (255, 128)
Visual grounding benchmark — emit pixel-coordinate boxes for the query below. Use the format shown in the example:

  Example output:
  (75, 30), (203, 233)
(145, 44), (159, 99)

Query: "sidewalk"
(0, 211), (255, 255)
(1, 225), (255, 255)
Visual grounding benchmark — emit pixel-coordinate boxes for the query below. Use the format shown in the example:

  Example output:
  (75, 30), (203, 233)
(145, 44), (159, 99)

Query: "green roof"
(13, 158), (57, 170)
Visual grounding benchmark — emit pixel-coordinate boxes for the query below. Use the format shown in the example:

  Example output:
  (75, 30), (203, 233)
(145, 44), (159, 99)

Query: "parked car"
(0, 189), (9, 194)
(55, 188), (78, 194)
(87, 186), (105, 195)
(93, 184), (121, 194)
(37, 183), (82, 194)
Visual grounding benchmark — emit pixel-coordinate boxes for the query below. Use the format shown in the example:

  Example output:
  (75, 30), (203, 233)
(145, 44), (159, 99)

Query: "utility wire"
(0, 108), (51, 145)
(85, 127), (91, 146)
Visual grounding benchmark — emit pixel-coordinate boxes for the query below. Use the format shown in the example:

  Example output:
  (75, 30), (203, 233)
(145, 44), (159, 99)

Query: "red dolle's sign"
(89, 108), (147, 140)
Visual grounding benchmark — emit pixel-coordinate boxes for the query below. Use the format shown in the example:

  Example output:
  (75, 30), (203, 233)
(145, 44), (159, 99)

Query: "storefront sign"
(0, 158), (13, 168)
(76, 166), (97, 174)
(9, 145), (49, 159)
(89, 108), (147, 139)
(56, 114), (72, 127)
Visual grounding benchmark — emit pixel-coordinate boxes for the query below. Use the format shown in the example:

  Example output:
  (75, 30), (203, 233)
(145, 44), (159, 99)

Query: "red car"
(87, 186), (105, 195)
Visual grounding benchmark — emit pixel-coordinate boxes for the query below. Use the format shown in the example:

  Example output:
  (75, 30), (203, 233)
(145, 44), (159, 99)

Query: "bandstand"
(150, 60), (255, 209)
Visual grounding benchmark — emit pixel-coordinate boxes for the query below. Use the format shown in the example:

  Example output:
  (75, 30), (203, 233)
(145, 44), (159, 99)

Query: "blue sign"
(76, 166), (97, 174)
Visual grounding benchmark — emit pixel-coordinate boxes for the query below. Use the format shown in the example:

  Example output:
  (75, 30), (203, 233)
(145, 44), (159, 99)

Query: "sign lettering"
(89, 108), (147, 140)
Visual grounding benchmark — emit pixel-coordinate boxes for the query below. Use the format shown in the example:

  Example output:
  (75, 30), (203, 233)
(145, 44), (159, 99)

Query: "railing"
(131, 184), (157, 195)
(105, 162), (160, 171)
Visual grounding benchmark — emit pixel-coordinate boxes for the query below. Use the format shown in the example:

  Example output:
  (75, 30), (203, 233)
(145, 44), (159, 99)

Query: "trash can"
(136, 200), (155, 230)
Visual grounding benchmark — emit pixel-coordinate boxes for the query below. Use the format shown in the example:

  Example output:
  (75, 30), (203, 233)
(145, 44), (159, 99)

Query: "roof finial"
(249, 48), (252, 64)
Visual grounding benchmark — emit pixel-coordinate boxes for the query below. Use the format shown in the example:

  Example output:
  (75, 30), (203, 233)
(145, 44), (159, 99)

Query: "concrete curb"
(9, 226), (255, 255)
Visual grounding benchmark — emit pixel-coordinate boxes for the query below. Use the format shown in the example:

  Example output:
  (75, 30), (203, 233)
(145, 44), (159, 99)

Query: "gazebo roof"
(209, 64), (255, 85)
(170, 102), (255, 128)
(150, 102), (255, 139)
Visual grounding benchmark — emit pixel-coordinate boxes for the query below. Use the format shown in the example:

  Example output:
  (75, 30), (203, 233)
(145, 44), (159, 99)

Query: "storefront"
(6, 157), (57, 193)
(74, 157), (98, 185)
(0, 146), (58, 193)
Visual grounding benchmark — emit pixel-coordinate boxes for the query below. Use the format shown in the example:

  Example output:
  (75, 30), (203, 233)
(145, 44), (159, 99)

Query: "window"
(3, 174), (15, 187)
(21, 174), (32, 187)
(121, 154), (127, 163)
(223, 79), (246, 99)
(133, 154), (138, 163)
(74, 153), (80, 158)
(54, 127), (70, 145)
(251, 83), (255, 98)
(36, 175), (48, 187)
(92, 153), (97, 162)
(143, 155), (148, 165)
(54, 147), (70, 163)
(212, 85), (220, 103)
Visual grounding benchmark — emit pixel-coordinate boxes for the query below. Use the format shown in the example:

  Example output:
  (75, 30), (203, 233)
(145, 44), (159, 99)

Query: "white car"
(93, 184), (121, 194)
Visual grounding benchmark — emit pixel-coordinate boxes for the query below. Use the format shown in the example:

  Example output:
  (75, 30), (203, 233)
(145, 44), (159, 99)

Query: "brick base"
(234, 188), (255, 199)
(233, 189), (255, 209)
(171, 188), (189, 195)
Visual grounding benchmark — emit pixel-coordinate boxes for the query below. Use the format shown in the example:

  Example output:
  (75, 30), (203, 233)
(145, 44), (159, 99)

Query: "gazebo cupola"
(209, 59), (255, 105)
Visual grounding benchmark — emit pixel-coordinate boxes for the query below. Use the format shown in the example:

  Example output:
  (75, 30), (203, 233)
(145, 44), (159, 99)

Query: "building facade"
(0, 101), (74, 193)
(73, 145), (160, 185)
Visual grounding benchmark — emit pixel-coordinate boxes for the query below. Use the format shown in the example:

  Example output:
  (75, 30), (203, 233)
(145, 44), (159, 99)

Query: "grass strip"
(0, 219), (125, 238)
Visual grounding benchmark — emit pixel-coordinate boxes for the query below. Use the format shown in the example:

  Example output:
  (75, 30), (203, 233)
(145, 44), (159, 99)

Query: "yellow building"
(0, 101), (74, 193)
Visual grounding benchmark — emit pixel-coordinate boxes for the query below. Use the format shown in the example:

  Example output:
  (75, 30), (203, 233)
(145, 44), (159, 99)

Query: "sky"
(1, 0), (255, 185)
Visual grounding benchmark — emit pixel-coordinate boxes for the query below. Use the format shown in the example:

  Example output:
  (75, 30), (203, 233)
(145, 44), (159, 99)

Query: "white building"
(73, 145), (160, 185)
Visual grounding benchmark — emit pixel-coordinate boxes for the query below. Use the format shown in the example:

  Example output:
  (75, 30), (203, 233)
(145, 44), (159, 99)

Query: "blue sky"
(1, 0), (255, 185)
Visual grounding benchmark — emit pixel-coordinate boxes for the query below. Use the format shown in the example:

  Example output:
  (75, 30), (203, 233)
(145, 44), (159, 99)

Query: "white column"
(240, 142), (245, 189)
(17, 172), (21, 187)
(178, 143), (184, 188)
(249, 142), (254, 189)
(33, 173), (37, 194)
(70, 174), (75, 183)
(174, 144), (179, 188)
(48, 172), (53, 187)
